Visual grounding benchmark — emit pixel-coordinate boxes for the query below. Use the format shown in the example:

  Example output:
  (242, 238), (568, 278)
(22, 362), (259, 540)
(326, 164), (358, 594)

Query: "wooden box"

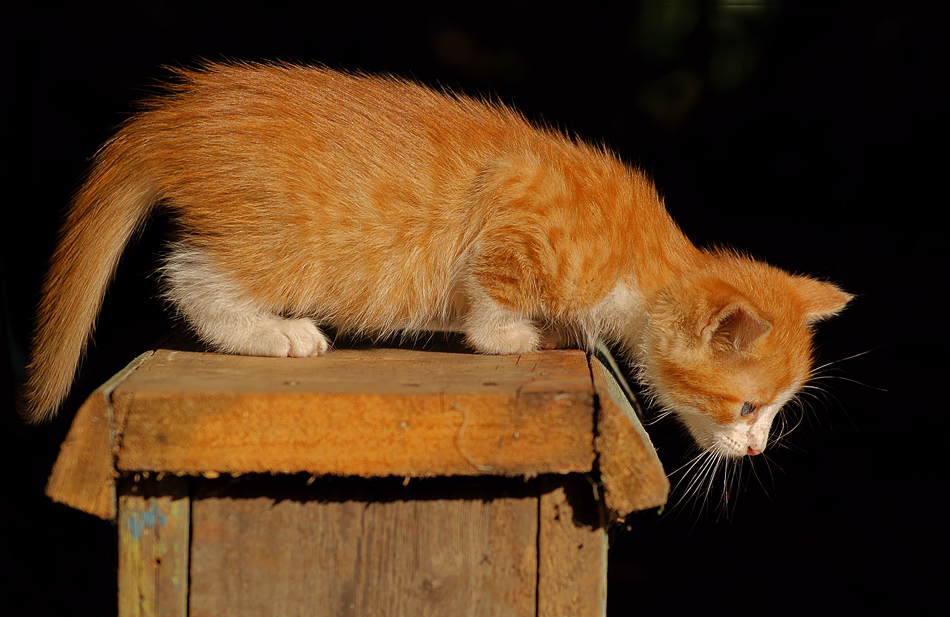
(47, 337), (667, 616)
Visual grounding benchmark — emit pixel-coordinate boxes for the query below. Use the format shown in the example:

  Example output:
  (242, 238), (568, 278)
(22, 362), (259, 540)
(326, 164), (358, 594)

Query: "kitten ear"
(792, 276), (852, 324)
(702, 302), (773, 351)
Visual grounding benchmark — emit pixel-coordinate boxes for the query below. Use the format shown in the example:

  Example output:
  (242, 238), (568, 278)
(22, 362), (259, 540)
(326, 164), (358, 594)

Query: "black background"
(2, 2), (946, 615)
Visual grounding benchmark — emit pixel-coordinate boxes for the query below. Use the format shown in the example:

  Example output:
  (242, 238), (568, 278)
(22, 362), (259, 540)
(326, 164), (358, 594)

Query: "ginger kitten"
(23, 62), (850, 462)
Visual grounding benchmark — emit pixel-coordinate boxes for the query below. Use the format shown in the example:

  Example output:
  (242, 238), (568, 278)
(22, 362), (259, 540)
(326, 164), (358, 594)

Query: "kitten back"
(26, 64), (666, 420)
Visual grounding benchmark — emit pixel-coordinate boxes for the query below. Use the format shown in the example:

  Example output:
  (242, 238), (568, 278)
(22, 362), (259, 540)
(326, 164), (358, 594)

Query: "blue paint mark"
(125, 499), (168, 541)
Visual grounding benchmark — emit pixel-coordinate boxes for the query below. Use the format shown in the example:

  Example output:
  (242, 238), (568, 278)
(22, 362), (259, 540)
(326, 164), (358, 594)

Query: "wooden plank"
(45, 351), (153, 519)
(112, 347), (596, 478)
(188, 475), (538, 617)
(590, 351), (669, 518)
(538, 475), (607, 617)
(118, 476), (190, 617)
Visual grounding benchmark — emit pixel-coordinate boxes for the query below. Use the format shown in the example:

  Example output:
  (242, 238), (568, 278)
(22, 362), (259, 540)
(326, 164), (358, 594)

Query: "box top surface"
(47, 337), (668, 520)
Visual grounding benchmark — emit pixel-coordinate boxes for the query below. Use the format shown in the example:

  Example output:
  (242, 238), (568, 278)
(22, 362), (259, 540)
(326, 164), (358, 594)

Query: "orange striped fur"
(23, 62), (850, 459)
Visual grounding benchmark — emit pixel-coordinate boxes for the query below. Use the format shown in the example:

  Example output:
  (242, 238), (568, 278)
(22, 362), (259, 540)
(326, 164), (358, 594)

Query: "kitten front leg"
(163, 243), (329, 357)
(463, 288), (540, 355)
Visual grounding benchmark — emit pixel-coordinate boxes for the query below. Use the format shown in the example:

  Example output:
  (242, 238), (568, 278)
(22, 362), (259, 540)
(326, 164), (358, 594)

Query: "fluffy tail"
(22, 127), (160, 422)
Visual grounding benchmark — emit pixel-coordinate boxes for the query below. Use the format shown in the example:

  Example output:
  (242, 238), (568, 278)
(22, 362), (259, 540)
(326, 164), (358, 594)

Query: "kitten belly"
(162, 239), (620, 357)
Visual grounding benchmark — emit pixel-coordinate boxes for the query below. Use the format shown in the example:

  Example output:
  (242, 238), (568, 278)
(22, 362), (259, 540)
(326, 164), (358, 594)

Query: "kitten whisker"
(809, 347), (878, 374)
(748, 453), (778, 499)
(799, 380), (857, 429)
(670, 449), (713, 492)
(645, 409), (676, 426)
(809, 374), (887, 392)
(663, 441), (749, 522)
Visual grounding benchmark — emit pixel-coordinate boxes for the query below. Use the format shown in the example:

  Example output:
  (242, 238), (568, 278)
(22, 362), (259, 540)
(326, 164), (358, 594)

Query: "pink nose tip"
(747, 447), (762, 456)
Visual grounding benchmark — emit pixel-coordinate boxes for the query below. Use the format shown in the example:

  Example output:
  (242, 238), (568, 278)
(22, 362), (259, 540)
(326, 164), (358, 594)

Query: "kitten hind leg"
(463, 288), (540, 354)
(163, 244), (329, 357)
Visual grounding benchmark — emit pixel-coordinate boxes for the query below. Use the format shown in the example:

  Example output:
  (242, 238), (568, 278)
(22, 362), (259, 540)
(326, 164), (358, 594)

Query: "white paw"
(240, 318), (329, 357)
(287, 319), (330, 357)
(463, 288), (541, 355)
(467, 320), (540, 355)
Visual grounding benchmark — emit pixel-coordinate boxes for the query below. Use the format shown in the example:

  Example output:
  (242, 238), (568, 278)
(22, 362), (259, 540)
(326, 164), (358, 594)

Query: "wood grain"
(113, 347), (596, 478)
(538, 475), (607, 617)
(188, 476), (538, 617)
(590, 353), (669, 517)
(49, 340), (668, 523)
(46, 351), (153, 520)
(118, 476), (190, 617)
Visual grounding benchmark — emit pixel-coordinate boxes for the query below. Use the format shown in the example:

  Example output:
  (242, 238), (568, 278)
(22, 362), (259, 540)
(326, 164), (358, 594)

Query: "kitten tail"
(21, 128), (159, 422)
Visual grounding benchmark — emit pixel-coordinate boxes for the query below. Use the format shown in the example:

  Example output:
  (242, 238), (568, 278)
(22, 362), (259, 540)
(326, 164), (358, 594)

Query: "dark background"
(2, 2), (946, 615)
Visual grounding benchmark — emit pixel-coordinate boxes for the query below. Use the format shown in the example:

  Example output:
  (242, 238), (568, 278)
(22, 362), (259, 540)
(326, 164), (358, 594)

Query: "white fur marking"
(162, 243), (329, 357)
(462, 286), (539, 354)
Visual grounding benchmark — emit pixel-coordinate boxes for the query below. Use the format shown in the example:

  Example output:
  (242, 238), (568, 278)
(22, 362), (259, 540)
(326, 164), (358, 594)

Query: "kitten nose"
(747, 446), (763, 456)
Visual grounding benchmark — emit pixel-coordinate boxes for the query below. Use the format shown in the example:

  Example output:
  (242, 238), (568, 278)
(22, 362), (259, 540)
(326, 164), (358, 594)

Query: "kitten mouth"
(747, 446), (762, 456)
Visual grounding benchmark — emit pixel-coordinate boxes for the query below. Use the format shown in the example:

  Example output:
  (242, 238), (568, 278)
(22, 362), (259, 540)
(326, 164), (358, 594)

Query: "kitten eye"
(741, 402), (758, 417)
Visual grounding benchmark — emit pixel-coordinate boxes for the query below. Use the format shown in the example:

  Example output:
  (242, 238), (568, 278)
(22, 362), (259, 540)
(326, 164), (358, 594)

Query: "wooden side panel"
(188, 476), (538, 617)
(538, 475), (607, 617)
(113, 348), (595, 478)
(590, 354), (669, 517)
(46, 351), (153, 520)
(118, 476), (190, 617)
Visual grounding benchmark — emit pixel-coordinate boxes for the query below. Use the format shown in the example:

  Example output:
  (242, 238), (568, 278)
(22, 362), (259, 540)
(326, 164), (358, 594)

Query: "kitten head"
(639, 254), (851, 458)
